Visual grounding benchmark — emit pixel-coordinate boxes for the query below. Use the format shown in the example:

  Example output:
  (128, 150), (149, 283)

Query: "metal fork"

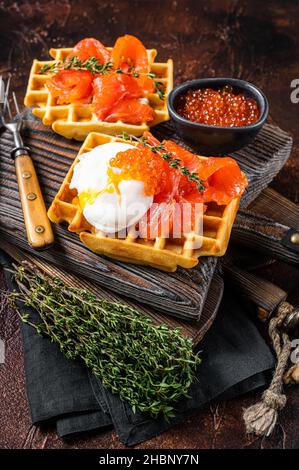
(0, 76), (54, 249)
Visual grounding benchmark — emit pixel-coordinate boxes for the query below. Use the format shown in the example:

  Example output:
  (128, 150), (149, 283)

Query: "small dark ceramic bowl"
(167, 78), (269, 155)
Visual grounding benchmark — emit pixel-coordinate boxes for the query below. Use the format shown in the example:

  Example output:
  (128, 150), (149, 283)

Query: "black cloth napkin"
(0, 252), (275, 446)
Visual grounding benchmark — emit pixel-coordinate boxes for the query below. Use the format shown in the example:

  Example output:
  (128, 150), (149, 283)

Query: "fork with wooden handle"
(0, 77), (54, 249)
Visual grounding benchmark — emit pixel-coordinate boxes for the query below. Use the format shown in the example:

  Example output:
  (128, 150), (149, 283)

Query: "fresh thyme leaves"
(120, 133), (206, 193)
(146, 72), (166, 99)
(115, 67), (140, 78)
(40, 56), (114, 75)
(40, 58), (166, 100)
(154, 80), (166, 100)
(12, 262), (200, 420)
(40, 63), (55, 73)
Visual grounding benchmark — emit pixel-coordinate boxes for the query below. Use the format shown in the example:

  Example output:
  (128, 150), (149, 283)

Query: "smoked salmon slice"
(93, 74), (154, 123)
(202, 159), (248, 205)
(158, 137), (247, 206)
(111, 34), (155, 94)
(112, 34), (149, 73)
(135, 132), (247, 238)
(138, 200), (177, 239)
(67, 38), (111, 63)
(105, 98), (155, 124)
(163, 140), (200, 172)
(141, 131), (161, 146)
(92, 74), (142, 120)
(47, 70), (93, 104)
(45, 36), (157, 122)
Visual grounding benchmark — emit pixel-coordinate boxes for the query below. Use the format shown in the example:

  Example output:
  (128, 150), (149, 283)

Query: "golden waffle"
(47, 133), (242, 272)
(24, 47), (173, 140)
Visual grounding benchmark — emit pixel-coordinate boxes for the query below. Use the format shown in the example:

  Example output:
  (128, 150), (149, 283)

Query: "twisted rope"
(243, 301), (296, 437)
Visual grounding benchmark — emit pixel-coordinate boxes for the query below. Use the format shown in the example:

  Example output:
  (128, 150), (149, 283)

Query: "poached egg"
(69, 142), (153, 233)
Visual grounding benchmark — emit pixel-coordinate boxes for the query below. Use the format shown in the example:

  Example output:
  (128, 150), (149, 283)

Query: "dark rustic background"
(0, 0), (299, 449)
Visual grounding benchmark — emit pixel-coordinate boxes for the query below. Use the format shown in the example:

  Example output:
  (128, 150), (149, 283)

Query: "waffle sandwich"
(47, 133), (242, 272)
(24, 46), (173, 141)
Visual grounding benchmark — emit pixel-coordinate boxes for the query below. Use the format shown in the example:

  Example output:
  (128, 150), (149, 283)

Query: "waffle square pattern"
(47, 133), (241, 272)
(24, 47), (173, 141)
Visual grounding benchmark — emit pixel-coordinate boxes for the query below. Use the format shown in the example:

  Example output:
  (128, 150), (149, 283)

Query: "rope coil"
(243, 301), (298, 437)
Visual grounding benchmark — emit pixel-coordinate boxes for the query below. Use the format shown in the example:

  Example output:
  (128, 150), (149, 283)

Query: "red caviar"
(177, 85), (260, 127)
(109, 147), (168, 196)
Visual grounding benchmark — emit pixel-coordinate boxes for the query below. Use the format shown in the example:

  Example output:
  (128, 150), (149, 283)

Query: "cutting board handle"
(232, 209), (299, 265)
(15, 154), (54, 249)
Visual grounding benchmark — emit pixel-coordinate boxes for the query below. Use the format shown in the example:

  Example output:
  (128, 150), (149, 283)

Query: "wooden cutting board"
(1, 240), (224, 346)
(0, 113), (292, 321)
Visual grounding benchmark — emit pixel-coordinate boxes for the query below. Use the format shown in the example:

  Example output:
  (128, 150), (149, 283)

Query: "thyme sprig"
(120, 132), (206, 193)
(147, 72), (166, 99)
(40, 56), (114, 75)
(115, 65), (141, 78)
(155, 82), (166, 100)
(40, 57), (166, 99)
(116, 68), (166, 99)
(11, 262), (200, 420)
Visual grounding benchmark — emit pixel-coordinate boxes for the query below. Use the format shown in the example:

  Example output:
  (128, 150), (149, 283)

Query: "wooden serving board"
(0, 112), (292, 321)
(1, 240), (224, 346)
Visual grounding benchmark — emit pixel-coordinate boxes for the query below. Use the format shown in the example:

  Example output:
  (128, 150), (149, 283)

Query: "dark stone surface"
(0, 0), (299, 449)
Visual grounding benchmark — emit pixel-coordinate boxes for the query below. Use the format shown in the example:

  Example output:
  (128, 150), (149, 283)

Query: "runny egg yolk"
(77, 147), (167, 210)
(77, 179), (118, 210)
(78, 190), (101, 208)
(78, 185), (115, 208)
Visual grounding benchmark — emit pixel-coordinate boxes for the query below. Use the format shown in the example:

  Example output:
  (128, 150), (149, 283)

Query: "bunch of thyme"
(40, 56), (166, 99)
(120, 132), (206, 193)
(11, 262), (200, 420)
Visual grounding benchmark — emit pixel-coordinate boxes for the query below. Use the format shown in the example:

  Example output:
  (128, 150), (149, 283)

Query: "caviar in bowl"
(167, 78), (269, 155)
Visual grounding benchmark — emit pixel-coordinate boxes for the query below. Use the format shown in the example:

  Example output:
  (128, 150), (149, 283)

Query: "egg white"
(69, 142), (153, 234)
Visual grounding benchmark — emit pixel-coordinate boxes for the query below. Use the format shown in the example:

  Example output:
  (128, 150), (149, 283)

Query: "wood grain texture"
(223, 261), (287, 315)
(1, 0), (299, 450)
(232, 209), (299, 265)
(249, 188), (299, 230)
(15, 153), (54, 249)
(0, 114), (292, 320)
(1, 239), (224, 346)
(0, 115), (292, 320)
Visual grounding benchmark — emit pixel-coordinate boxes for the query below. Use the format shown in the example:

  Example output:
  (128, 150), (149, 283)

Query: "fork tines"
(0, 75), (21, 123)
